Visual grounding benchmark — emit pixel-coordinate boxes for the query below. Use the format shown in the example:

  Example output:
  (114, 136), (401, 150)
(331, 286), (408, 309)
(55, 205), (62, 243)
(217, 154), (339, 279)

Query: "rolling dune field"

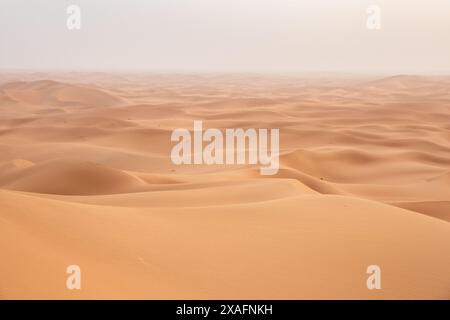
(0, 73), (449, 299)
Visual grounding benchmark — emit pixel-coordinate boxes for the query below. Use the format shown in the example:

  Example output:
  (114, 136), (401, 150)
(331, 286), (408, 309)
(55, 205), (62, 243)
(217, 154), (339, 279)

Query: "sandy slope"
(0, 73), (449, 299)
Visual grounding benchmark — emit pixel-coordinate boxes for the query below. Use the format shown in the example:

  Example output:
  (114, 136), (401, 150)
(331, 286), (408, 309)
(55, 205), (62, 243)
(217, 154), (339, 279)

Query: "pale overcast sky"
(1, 0), (449, 73)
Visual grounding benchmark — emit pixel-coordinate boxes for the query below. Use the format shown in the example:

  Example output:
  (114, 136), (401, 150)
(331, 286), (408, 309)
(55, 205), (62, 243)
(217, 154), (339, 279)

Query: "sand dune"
(390, 201), (450, 222)
(1, 80), (122, 107)
(0, 73), (449, 299)
(1, 159), (147, 195)
(1, 189), (449, 299)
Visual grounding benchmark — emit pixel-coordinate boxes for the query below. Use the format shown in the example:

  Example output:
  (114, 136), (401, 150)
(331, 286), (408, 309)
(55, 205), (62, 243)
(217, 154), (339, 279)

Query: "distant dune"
(0, 73), (449, 299)
(1, 80), (122, 107)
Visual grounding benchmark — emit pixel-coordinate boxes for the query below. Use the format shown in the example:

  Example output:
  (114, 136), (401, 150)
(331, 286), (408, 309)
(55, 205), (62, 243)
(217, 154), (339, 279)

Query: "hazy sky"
(1, 0), (449, 73)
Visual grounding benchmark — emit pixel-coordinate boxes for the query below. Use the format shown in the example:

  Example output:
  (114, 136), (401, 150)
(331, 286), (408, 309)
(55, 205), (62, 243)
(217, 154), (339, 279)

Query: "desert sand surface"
(0, 73), (449, 299)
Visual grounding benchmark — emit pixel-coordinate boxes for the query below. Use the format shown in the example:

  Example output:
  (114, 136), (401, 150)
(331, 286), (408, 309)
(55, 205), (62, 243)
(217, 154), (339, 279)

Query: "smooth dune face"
(0, 73), (449, 299)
